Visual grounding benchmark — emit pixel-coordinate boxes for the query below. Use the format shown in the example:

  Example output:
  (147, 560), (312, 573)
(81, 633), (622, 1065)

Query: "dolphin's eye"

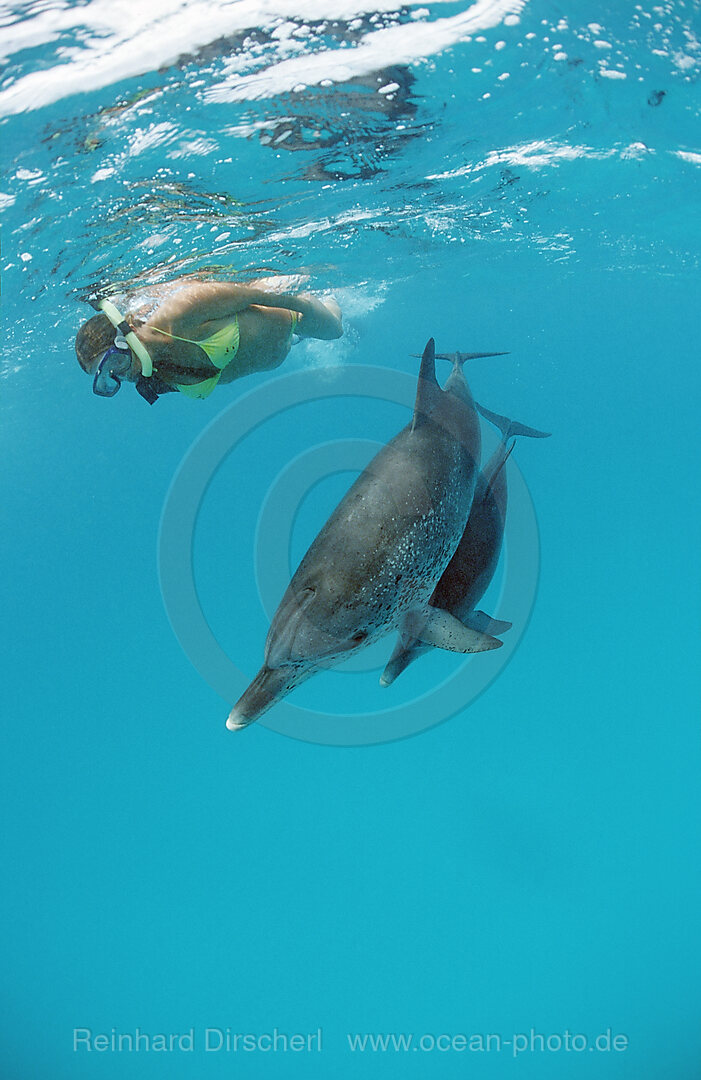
(352, 631), (367, 644)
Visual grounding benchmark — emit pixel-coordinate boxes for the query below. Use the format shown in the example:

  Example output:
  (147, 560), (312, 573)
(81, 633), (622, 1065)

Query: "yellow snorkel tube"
(97, 298), (154, 377)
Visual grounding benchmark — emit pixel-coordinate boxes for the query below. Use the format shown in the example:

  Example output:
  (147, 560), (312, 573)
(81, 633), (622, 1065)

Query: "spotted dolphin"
(381, 384), (551, 687)
(227, 339), (505, 731)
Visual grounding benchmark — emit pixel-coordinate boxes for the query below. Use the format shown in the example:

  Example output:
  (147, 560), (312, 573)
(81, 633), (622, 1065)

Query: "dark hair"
(75, 313), (115, 373)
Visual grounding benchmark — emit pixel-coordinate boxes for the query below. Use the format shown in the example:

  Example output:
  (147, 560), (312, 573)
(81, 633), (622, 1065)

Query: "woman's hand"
(293, 295), (343, 340)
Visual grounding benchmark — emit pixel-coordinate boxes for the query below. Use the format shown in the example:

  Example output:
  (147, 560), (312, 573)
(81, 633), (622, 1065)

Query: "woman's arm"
(149, 281), (342, 340)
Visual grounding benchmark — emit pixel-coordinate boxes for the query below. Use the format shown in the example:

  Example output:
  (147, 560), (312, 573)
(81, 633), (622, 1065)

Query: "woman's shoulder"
(123, 277), (212, 325)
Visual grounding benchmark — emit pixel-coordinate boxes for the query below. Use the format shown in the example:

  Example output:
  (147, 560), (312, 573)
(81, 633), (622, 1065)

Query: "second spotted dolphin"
(381, 379), (550, 686)
(227, 339), (505, 730)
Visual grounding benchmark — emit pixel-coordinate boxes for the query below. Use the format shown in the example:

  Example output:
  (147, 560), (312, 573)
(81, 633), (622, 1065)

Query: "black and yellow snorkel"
(91, 299), (173, 403)
(96, 298), (154, 376)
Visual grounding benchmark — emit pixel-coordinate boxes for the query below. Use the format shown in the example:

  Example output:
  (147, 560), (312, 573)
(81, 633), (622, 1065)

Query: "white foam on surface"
(427, 139), (614, 180)
(0, 0), (527, 116)
(207, 0), (526, 103)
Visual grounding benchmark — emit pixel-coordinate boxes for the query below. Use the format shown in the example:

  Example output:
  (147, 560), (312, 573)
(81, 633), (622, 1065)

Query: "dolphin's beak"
(226, 713), (248, 731)
(226, 663), (301, 731)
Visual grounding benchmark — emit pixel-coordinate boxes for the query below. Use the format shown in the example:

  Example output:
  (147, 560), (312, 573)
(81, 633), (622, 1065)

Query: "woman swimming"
(75, 276), (343, 403)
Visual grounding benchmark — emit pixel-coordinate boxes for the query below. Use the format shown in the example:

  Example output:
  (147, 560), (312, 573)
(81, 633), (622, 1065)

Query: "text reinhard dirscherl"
(73, 1028), (322, 1053)
(72, 1027), (629, 1056)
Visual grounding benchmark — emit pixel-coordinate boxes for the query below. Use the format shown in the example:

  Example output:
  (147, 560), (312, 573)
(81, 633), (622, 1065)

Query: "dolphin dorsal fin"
(411, 337), (440, 432)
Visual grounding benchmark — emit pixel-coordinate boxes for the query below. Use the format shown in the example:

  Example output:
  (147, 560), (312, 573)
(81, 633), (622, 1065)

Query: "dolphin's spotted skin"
(327, 446), (473, 639)
(227, 339), (502, 731)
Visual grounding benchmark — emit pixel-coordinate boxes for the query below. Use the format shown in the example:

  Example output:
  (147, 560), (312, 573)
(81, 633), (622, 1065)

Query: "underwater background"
(1, 0), (700, 1076)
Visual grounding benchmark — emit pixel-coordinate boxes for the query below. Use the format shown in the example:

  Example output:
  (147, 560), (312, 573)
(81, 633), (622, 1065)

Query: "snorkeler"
(75, 277), (343, 403)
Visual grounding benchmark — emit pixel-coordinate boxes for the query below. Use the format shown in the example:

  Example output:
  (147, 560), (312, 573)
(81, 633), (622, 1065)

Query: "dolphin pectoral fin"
(464, 609), (512, 635)
(379, 633), (426, 687)
(381, 607), (506, 683)
(406, 606), (503, 654)
(379, 638), (410, 687)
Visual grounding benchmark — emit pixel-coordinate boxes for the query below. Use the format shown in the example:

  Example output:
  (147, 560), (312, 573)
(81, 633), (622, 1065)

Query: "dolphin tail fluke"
(405, 606), (503, 654)
(435, 351), (509, 365)
(226, 663), (299, 731)
(415, 351), (509, 364)
(476, 401), (551, 440)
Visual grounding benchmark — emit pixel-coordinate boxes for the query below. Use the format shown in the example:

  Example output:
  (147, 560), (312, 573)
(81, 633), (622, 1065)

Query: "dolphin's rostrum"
(227, 339), (505, 731)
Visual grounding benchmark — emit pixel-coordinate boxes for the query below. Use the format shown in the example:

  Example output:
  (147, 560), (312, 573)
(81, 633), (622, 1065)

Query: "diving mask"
(90, 298), (154, 390)
(93, 337), (133, 397)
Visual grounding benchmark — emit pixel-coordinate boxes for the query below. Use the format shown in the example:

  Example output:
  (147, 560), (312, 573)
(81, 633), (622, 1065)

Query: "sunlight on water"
(1, 0), (699, 367)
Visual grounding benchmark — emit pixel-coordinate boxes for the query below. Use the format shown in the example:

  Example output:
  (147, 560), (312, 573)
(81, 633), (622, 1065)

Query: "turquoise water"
(2, 0), (700, 1076)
